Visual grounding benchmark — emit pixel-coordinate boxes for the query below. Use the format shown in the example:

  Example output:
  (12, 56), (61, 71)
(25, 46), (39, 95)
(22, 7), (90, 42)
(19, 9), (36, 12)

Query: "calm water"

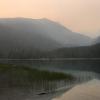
(1, 59), (100, 72)
(1, 59), (100, 82)
(0, 60), (100, 100)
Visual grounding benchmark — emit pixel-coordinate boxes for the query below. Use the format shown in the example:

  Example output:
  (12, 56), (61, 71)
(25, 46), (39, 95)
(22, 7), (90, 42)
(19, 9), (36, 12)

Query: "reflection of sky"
(0, 0), (100, 37)
(53, 79), (100, 100)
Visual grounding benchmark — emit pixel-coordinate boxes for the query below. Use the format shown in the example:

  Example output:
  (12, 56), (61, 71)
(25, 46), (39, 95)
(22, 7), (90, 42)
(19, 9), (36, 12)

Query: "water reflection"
(0, 60), (100, 100)
(0, 60), (100, 93)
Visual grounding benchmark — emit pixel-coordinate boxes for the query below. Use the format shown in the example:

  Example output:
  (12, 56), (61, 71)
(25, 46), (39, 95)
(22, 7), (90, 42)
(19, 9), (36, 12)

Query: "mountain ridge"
(0, 18), (92, 47)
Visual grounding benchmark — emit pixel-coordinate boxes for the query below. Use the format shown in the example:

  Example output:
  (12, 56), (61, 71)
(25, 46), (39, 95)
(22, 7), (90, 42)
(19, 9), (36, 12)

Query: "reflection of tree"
(0, 64), (74, 92)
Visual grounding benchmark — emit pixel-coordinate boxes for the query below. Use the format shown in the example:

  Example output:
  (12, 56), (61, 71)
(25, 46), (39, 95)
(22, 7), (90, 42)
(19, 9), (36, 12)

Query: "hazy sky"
(0, 0), (100, 37)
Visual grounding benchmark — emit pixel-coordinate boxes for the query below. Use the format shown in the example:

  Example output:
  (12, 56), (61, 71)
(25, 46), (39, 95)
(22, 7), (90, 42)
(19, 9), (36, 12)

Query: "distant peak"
(41, 18), (49, 20)
(40, 18), (53, 22)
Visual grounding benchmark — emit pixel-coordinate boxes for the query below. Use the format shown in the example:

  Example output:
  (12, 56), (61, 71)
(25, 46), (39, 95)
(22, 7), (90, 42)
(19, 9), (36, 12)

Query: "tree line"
(0, 43), (100, 59)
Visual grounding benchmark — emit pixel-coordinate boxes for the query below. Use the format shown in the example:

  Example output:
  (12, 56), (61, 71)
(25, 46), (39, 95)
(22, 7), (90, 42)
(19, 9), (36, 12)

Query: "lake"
(0, 59), (100, 100)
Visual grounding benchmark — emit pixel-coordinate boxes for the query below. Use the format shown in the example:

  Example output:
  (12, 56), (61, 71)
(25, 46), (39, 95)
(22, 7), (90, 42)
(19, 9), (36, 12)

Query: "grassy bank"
(0, 64), (74, 91)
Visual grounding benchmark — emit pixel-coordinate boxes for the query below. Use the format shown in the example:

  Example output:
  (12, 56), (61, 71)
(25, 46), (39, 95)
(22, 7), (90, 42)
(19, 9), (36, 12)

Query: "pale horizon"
(0, 0), (100, 38)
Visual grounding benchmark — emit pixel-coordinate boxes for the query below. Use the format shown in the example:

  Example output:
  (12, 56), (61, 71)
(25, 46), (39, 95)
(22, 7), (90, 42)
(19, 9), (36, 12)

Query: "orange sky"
(0, 0), (100, 37)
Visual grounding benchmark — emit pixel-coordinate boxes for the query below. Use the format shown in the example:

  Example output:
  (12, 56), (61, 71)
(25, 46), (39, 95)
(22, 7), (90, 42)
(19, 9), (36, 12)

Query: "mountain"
(0, 18), (93, 58)
(95, 36), (100, 43)
(0, 18), (92, 46)
(0, 18), (63, 51)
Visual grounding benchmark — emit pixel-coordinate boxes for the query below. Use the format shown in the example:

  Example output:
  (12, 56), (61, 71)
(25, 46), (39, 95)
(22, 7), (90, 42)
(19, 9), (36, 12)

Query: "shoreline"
(0, 58), (100, 61)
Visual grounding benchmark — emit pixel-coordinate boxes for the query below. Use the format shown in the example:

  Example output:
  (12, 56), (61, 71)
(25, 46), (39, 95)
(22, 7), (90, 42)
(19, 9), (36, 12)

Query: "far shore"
(0, 58), (100, 61)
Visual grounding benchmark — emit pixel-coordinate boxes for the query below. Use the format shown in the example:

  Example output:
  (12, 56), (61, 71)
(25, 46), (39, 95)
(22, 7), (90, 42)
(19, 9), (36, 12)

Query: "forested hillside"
(0, 43), (100, 59)
(49, 43), (100, 58)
